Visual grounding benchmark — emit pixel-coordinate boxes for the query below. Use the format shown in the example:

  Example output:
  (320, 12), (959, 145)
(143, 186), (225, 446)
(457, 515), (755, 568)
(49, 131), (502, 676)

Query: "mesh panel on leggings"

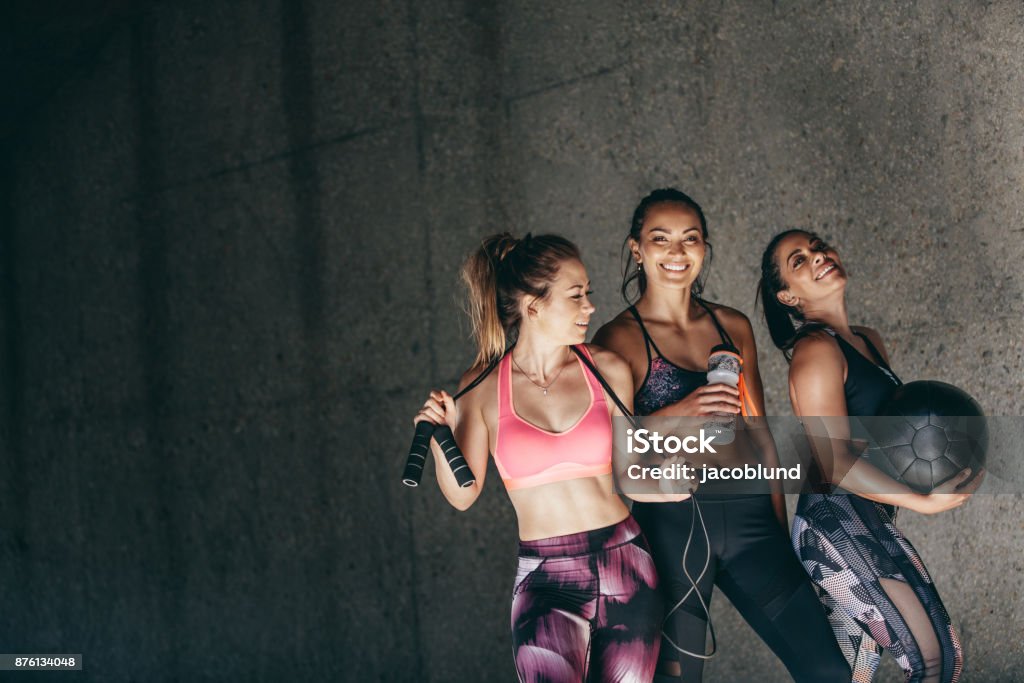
(793, 494), (964, 683)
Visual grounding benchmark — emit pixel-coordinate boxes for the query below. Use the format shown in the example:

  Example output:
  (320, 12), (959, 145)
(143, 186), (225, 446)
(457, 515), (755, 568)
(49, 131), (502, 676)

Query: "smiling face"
(523, 258), (595, 343)
(630, 202), (707, 291)
(772, 231), (847, 310)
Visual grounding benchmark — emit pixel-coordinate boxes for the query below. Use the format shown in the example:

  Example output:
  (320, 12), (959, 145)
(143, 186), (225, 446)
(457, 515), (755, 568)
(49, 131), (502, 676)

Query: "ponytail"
(758, 276), (801, 357)
(461, 232), (581, 367)
(462, 234), (515, 366)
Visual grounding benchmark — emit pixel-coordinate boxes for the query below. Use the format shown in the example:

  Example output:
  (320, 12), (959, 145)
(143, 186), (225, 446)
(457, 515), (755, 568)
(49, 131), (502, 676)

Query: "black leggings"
(632, 494), (850, 683)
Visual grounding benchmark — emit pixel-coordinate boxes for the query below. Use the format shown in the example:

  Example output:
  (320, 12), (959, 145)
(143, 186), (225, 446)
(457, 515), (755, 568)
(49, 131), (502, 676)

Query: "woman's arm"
(414, 366), (493, 511)
(593, 316), (741, 419)
(789, 335), (975, 514)
(853, 326), (890, 363)
(588, 344), (692, 502)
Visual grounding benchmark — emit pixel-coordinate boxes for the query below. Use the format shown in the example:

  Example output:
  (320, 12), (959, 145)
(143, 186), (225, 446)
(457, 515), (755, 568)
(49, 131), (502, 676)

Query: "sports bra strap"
(573, 344), (611, 400)
(497, 353), (514, 418)
(695, 298), (735, 348)
(570, 346), (641, 429)
(852, 331), (901, 385)
(825, 328), (902, 387)
(627, 305), (660, 365)
(630, 301), (735, 356)
(499, 344), (609, 417)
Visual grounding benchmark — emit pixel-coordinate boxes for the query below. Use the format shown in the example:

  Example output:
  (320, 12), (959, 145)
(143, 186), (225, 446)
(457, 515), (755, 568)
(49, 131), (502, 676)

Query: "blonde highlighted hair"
(461, 233), (581, 366)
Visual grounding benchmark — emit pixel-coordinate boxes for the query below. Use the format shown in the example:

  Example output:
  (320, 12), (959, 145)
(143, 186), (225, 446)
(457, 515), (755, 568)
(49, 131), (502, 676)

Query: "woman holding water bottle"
(594, 189), (849, 682)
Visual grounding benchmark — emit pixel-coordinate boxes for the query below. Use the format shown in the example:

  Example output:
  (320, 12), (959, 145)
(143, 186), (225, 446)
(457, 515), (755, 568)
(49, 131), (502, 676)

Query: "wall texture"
(1, 1), (1021, 681)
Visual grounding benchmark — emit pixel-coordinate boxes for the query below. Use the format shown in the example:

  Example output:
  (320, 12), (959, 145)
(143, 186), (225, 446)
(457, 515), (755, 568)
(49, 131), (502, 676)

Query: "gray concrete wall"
(1, 1), (1021, 681)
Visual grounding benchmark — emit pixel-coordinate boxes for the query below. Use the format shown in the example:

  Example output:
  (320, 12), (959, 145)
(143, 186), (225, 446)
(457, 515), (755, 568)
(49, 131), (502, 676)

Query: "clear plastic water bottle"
(704, 343), (741, 445)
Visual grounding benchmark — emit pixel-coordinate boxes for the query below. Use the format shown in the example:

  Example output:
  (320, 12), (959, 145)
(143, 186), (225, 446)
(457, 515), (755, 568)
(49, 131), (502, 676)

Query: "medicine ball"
(866, 380), (987, 494)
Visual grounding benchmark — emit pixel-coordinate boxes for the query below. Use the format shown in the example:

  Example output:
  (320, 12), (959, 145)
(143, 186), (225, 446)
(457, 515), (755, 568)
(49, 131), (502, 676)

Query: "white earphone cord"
(661, 494), (717, 660)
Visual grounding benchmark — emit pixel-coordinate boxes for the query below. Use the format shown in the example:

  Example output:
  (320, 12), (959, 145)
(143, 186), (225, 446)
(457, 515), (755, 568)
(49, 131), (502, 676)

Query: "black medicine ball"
(866, 380), (988, 494)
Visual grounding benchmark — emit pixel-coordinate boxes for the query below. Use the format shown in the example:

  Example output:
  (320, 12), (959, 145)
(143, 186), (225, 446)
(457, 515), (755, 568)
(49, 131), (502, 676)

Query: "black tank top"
(630, 300), (735, 416)
(819, 330), (903, 509)
(824, 328), (901, 416)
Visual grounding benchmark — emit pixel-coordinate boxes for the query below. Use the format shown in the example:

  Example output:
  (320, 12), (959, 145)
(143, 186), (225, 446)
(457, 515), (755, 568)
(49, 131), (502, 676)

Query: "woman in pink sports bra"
(414, 232), (689, 682)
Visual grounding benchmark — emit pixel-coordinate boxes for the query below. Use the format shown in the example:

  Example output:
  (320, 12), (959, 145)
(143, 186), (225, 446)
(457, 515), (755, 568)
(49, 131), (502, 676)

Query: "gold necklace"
(511, 347), (571, 396)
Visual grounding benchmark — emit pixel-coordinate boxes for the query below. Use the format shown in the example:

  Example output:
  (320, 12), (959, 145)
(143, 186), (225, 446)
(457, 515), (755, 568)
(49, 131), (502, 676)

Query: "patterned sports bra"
(630, 300), (735, 416)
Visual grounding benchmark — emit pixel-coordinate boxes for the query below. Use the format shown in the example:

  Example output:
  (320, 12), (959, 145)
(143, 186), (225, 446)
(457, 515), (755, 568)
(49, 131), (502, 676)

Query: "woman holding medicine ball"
(759, 228), (982, 683)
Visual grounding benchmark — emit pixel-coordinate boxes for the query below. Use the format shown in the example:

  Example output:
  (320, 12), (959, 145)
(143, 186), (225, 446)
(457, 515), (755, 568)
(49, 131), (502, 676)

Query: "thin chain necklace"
(511, 347), (571, 396)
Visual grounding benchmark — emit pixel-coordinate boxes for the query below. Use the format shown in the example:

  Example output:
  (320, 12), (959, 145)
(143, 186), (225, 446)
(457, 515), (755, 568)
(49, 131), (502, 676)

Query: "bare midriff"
(507, 474), (630, 541)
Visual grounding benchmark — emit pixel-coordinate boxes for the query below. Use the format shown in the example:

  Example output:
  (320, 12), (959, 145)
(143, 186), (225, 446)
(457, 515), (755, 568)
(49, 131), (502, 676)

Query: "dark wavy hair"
(756, 228), (829, 360)
(620, 188), (712, 304)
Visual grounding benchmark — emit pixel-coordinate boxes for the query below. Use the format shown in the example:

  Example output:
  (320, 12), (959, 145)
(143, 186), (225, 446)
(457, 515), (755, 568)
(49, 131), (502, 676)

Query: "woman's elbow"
(445, 486), (482, 511)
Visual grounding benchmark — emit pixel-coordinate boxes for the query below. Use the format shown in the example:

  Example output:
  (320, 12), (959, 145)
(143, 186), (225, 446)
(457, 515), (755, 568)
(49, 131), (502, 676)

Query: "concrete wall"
(1, 1), (1021, 681)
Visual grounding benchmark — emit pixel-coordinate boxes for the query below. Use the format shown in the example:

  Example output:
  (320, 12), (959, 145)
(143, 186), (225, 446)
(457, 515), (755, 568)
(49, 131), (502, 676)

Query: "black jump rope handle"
(402, 421), (476, 488)
(402, 356), (505, 489)
(401, 421), (435, 487)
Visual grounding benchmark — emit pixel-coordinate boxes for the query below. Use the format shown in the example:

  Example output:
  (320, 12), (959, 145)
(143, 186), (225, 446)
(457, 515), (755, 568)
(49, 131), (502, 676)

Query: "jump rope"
(399, 344), (777, 662)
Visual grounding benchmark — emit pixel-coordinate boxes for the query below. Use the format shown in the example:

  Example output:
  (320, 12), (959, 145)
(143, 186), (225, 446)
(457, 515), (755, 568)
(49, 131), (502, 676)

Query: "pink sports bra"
(494, 345), (613, 491)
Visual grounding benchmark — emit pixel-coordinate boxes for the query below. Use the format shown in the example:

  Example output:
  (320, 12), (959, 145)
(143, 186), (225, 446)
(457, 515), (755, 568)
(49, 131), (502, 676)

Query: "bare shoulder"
(792, 328), (839, 352)
(585, 343), (632, 379)
(456, 360), (500, 408)
(701, 301), (754, 345)
(788, 332), (850, 414)
(790, 330), (843, 373)
(592, 310), (642, 354)
(584, 343), (635, 410)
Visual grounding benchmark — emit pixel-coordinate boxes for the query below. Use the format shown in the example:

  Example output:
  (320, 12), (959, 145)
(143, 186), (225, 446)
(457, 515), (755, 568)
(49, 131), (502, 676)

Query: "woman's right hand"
(668, 383), (742, 417)
(904, 468), (984, 514)
(413, 390), (458, 431)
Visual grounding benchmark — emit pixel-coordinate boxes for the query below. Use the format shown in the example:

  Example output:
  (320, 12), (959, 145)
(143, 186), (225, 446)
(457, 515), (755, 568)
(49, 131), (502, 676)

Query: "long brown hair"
(462, 233), (581, 366)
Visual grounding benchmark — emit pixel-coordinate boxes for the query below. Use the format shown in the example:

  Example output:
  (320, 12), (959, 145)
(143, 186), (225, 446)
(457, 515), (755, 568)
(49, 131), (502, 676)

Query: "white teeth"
(816, 264), (836, 280)
(662, 263), (689, 272)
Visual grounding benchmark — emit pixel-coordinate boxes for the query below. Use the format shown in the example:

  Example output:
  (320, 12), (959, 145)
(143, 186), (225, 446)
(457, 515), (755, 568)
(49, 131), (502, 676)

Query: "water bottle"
(704, 343), (741, 445)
